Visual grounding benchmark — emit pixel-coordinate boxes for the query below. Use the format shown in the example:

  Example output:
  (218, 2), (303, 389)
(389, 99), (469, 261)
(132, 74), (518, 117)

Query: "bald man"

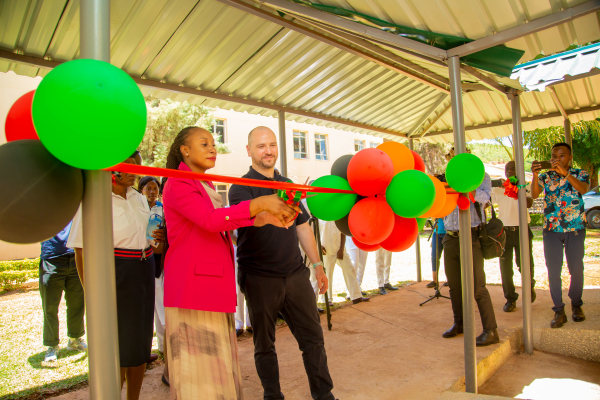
(229, 127), (335, 400)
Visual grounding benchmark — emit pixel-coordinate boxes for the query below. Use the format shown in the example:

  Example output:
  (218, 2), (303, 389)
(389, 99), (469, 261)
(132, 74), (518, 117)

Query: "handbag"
(474, 202), (506, 259)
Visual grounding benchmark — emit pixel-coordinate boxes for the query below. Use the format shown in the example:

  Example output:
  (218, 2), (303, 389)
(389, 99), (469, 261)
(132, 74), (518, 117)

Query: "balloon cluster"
(1, 59), (146, 243)
(307, 142), (485, 253)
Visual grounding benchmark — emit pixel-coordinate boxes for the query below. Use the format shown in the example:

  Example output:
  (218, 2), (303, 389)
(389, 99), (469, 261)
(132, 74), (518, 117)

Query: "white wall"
(0, 71), (42, 146)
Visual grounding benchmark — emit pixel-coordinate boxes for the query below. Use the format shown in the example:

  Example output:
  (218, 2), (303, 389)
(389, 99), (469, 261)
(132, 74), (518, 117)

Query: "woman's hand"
(253, 195), (301, 228)
(152, 228), (165, 243)
(254, 211), (295, 228)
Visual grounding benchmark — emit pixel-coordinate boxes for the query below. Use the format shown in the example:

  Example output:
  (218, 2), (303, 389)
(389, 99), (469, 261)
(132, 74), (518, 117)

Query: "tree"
(139, 96), (230, 167)
(523, 119), (600, 188)
(413, 141), (451, 175)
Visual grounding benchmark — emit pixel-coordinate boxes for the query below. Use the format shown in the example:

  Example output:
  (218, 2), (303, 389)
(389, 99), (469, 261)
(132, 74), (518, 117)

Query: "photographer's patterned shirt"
(538, 168), (589, 232)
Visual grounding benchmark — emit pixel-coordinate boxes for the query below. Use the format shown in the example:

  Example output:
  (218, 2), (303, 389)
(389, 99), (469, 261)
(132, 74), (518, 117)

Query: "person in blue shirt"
(39, 222), (86, 362)
(531, 142), (589, 328)
(442, 161), (499, 347)
(426, 217), (448, 288)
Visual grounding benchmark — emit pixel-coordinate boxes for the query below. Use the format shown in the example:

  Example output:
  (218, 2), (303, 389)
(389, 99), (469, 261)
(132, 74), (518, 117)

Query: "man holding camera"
(531, 142), (589, 328)
(491, 161), (536, 313)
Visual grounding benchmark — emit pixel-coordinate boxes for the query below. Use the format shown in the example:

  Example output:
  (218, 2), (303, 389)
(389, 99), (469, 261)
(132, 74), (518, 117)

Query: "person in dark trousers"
(40, 222), (86, 362)
(229, 126), (335, 400)
(490, 161), (536, 312)
(531, 142), (589, 328)
(442, 169), (499, 347)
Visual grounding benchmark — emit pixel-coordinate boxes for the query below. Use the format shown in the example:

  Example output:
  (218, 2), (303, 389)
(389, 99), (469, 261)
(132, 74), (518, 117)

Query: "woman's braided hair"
(165, 126), (198, 170)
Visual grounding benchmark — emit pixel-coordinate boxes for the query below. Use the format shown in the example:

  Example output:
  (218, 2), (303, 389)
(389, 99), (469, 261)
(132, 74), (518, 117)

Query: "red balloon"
(381, 215), (419, 252)
(5, 91), (39, 142)
(351, 237), (381, 252)
(348, 197), (394, 245)
(457, 194), (470, 210)
(347, 148), (394, 196)
(411, 150), (425, 172)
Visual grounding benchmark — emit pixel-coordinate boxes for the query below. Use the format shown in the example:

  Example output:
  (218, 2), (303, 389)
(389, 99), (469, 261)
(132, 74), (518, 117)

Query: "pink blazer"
(162, 162), (254, 313)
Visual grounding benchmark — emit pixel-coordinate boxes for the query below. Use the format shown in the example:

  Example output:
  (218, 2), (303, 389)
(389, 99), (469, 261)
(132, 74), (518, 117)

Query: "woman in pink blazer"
(162, 126), (299, 400)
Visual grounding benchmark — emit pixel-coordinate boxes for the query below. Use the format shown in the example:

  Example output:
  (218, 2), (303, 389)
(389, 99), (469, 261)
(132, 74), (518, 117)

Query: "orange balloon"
(421, 175), (447, 217)
(377, 141), (414, 175)
(433, 193), (459, 218)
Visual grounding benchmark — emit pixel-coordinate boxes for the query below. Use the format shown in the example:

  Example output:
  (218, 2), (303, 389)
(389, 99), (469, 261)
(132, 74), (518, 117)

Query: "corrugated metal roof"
(511, 42), (600, 91)
(1, 0), (600, 144)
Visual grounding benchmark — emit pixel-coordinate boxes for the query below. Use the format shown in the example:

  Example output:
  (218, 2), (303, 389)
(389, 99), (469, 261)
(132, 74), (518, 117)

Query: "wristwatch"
(312, 261), (323, 269)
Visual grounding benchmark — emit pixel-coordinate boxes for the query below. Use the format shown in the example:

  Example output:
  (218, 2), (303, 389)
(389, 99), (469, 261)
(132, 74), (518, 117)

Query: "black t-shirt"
(229, 167), (309, 277)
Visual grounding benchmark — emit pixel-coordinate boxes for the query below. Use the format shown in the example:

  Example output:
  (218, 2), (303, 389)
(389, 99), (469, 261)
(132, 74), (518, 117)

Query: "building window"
(211, 119), (226, 143)
(369, 142), (378, 148)
(294, 130), (308, 159)
(354, 139), (365, 152)
(314, 134), (328, 161)
(216, 184), (229, 206)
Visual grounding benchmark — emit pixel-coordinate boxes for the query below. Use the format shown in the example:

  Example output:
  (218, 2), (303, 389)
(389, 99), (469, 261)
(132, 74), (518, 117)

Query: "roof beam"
(419, 103), (452, 137)
(425, 104), (600, 136)
(407, 94), (448, 136)
(459, 65), (509, 94)
(256, 0), (447, 60)
(447, 0), (600, 58)
(548, 87), (568, 120)
(0, 49), (406, 138)
(214, 0), (450, 93)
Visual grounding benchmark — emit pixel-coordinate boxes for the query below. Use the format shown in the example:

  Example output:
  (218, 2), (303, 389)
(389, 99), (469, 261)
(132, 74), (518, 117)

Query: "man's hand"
(531, 160), (542, 176)
(314, 266), (328, 294)
(527, 197), (534, 208)
(336, 248), (344, 260)
(254, 211), (294, 228)
(551, 159), (569, 177)
(322, 247), (327, 256)
(151, 228), (165, 243)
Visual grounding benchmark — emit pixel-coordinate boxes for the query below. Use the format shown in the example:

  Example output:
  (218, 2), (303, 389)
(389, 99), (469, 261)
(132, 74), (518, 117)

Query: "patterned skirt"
(165, 307), (244, 400)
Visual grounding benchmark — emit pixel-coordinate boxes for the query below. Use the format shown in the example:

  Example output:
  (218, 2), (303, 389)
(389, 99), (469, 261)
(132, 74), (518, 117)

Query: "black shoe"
(572, 306), (586, 322)
(426, 281), (436, 288)
(162, 374), (170, 387)
(317, 307), (325, 314)
(551, 310), (567, 328)
(379, 287), (388, 295)
(442, 323), (463, 338)
(361, 291), (367, 296)
(443, 281), (449, 287)
(531, 287), (536, 303)
(352, 296), (371, 304)
(246, 327), (253, 334)
(503, 301), (516, 313)
(236, 329), (243, 337)
(384, 283), (399, 291)
(476, 329), (500, 347)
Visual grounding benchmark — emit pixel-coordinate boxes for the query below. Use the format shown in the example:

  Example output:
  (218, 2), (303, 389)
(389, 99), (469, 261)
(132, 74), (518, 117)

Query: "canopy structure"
(3, 0), (600, 398)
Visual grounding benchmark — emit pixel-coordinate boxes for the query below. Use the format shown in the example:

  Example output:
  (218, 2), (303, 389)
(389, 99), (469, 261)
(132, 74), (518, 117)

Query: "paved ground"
(54, 282), (600, 400)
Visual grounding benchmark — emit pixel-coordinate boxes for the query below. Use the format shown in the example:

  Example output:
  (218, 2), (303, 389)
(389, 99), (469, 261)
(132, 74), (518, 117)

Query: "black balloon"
(331, 154), (353, 181)
(335, 213), (352, 237)
(0, 140), (83, 244)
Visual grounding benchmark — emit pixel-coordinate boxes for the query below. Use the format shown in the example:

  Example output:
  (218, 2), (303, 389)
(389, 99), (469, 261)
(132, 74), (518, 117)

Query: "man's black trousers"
(443, 232), (497, 331)
(239, 267), (334, 400)
(499, 227), (535, 303)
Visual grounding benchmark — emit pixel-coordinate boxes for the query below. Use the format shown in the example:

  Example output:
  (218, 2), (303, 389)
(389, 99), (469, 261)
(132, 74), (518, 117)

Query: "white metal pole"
(278, 110), (288, 177)
(80, 1), (121, 398)
(510, 93), (534, 354)
(448, 56), (477, 393)
(408, 138), (422, 282)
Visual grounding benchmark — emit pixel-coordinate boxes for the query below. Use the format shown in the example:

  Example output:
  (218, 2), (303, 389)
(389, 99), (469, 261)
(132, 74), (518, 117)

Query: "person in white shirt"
(68, 157), (165, 400)
(345, 239), (368, 295)
(375, 249), (399, 295)
(490, 161), (536, 313)
(320, 220), (370, 305)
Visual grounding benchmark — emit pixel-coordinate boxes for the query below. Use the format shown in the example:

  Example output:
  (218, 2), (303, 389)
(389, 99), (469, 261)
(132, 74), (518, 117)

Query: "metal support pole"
(80, 1), (121, 399)
(448, 56), (477, 393)
(511, 94), (534, 355)
(408, 138), (422, 282)
(278, 110), (288, 177)
(564, 119), (572, 166)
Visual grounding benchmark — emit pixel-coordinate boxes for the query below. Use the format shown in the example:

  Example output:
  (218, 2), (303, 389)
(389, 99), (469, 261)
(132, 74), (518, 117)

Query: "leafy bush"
(530, 214), (544, 226)
(0, 258), (39, 292)
(0, 258), (39, 272)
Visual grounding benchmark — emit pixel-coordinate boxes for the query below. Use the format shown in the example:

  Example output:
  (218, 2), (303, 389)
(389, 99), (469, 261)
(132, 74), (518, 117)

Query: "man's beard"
(256, 155), (277, 169)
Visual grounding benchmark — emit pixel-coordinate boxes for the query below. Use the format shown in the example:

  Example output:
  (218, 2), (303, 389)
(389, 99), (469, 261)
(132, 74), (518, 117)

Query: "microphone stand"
(420, 218), (451, 306)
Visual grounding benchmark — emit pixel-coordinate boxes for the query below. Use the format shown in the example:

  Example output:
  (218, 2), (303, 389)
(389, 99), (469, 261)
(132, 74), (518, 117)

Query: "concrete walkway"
(54, 282), (599, 400)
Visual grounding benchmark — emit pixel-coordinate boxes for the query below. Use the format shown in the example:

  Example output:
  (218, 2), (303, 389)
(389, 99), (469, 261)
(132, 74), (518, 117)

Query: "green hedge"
(530, 214), (544, 226)
(0, 258), (40, 292)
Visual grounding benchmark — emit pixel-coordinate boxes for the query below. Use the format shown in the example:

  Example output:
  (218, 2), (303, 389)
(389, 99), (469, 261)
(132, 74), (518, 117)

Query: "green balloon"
(417, 218), (426, 232)
(386, 170), (435, 218)
(307, 175), (357, 221)
(446, 153), (485, 193)
(32, 59), (147, 170)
